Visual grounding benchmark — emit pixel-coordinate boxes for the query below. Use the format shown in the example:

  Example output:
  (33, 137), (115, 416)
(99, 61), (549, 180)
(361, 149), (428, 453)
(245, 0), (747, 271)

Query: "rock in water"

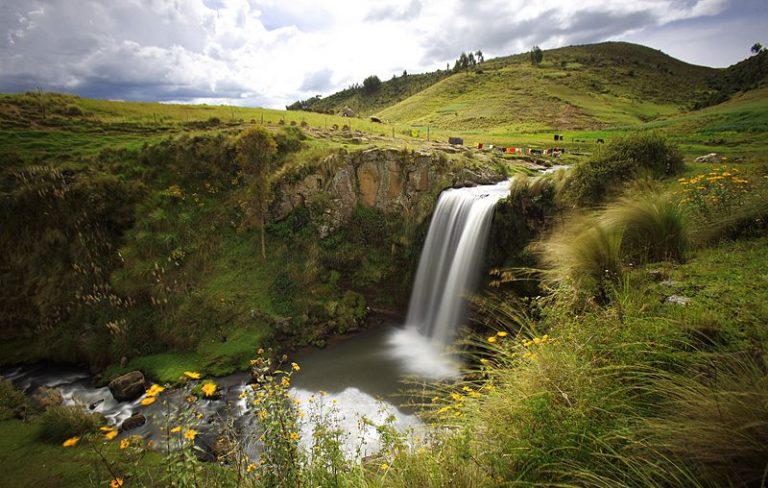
(31, 386), (63, 410)
(109, 371), (146, 401)
(121, 412), (146, 431)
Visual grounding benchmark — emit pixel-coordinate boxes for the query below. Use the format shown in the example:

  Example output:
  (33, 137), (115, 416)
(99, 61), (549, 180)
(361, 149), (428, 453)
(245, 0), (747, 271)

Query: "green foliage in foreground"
(11, 234), (765, 487)
(37, 406), (104, 443)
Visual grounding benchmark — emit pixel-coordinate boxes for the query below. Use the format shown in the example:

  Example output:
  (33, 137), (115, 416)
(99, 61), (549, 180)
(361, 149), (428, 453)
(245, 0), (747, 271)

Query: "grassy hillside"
(292, 42), (717, 131)
(379, 42), (716, 131)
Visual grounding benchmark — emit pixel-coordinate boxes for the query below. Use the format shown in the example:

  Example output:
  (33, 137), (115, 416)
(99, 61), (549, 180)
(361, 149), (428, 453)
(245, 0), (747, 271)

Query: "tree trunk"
(260, 217), (266, 259)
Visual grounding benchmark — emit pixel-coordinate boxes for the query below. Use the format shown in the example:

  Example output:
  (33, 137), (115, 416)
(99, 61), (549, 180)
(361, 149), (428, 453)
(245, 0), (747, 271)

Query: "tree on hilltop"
(530, 45), (543, 66)
(752, 42), (765, 54)
(363, 75), (382, 94)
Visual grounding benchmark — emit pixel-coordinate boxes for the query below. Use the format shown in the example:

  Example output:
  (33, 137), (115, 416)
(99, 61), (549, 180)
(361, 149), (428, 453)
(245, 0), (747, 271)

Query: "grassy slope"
(372, 42), (716, 130)
(0, 92), (401, 163)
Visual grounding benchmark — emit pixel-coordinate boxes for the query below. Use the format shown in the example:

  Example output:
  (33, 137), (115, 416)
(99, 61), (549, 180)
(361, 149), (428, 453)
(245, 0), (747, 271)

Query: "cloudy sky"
(1, 0), (765, 108)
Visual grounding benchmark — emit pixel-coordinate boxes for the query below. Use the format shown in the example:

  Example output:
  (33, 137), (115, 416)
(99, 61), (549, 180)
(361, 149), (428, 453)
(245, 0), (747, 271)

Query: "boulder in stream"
(121, 412), (146, 431)
(109, 371), (146, 401)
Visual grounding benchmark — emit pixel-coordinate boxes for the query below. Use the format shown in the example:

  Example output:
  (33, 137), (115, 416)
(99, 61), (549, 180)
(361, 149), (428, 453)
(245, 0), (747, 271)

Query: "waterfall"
(404, 180), (510, 345)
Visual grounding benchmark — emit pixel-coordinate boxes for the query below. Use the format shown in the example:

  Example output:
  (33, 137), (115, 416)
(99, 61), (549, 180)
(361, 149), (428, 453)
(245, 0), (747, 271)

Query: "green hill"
(379, 42), (718, 131)
(292, 42), (720, 131)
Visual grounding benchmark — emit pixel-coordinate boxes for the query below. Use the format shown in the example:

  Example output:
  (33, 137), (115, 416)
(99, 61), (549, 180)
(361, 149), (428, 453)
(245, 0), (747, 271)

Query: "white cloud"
(0, 0), (761, 107)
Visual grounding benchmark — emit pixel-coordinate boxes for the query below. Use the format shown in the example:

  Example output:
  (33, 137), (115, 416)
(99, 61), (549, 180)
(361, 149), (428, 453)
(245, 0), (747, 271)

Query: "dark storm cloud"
(423, 3), (658, 62)
(299, 69), (335, 92)
(365, 0), (422, 22)
(0, 0), (249, 102)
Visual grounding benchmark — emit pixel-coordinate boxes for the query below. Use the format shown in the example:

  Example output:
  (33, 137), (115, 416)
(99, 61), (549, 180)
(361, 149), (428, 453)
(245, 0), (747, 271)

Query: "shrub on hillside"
(600, 192), (689, 263)
(565, 132), (683, 206)
(38, 405), (104, 443)
(539, 191), (689, 302)
(539, 217), (624, 302)
(274, 126), (307, 155)
(680, 167), (768, 245)
(0, 379), (28, 420)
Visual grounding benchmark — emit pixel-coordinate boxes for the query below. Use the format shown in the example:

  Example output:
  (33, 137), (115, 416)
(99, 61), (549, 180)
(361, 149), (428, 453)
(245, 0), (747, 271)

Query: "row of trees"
(452, 50), (484, 72)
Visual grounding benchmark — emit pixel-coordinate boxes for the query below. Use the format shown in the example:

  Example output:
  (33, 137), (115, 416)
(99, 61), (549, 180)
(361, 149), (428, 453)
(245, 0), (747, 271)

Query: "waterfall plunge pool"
(3, 177), (518, 459)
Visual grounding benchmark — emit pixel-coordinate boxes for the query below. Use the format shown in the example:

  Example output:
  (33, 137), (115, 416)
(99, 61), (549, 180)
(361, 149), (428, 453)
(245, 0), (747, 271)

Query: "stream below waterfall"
(2, 322), (441, 459)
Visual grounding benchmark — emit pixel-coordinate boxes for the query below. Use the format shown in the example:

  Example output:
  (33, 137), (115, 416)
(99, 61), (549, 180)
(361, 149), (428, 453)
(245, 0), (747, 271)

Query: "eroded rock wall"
(271, 147), (502, 236)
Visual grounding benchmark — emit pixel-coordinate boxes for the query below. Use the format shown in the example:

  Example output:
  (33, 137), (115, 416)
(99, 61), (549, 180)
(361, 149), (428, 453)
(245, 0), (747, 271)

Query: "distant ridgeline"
(287, 69), (450, 116)
(289, 42), (767, 129)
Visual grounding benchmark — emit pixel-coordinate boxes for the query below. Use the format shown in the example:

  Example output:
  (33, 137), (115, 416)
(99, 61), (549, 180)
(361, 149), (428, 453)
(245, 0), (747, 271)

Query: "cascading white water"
(404, 180), (511, 345)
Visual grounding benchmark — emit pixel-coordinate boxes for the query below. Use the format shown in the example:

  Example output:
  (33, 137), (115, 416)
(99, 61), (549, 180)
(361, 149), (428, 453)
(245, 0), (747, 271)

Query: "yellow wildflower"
(109, 478), (124, 488)
(170, 426), (182, 433)
(487, 336), (497, 343)
(291, 362), (300, 372)
(201, 382), (217, 397)
(145, 384), (165, 397)
(281, 376), (290, 388)
(119, 439), (130, 449)
(289, 431), (300, 441)
(246, 463), (257, 473)
(380, 463), (389, 471)
(62, 436), (80, 447)
(99, 426), (115, 432)
(184, 429), (198, 440)
(496, 331), (508, 337)
(104, 429), (118, 441)
(183, 371), (201, 380)
(140, 396), (157, 406)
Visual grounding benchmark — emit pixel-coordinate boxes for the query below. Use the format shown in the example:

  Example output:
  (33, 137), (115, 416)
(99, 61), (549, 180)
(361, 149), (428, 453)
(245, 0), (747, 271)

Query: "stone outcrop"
(108, 371), (146, 402)
(271, 147), (503, 236)
(695, 152), (724, 163)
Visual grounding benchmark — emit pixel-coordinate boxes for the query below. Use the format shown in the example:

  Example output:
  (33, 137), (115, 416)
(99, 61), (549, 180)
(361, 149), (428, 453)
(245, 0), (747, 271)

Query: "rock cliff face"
(271, 147), (503, 236)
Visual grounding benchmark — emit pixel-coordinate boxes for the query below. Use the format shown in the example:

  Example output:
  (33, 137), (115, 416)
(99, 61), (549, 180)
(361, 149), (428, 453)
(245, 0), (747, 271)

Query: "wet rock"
(121, 412), (146, 431)
(665, 295), (691, 306)
(30, 386), (63, 410)
(109, 371), (146, 401)
(695, 153), (724, 163)
(648, 269), (666, 282)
